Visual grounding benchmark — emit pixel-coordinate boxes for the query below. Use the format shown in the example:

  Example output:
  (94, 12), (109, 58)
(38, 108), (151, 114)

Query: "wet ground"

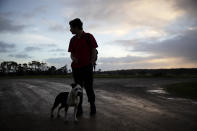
(0, 78), (197, 131)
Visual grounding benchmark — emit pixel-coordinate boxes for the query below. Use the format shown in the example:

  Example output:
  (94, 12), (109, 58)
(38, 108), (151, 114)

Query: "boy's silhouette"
(68, 18), (98, 116)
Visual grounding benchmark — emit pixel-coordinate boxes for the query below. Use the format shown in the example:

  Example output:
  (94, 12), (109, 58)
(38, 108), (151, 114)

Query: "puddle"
(166, 97), (197, 104)
(167, 97), (175, 100)
(147, 88), (168, 94)
(191, 101), (197, 105)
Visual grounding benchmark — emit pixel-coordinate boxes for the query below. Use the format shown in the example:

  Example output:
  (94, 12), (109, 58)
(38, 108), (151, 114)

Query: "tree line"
(102, 68), (197, 77)
(1, 60), (196, 77)
(0, 61), (69, 76)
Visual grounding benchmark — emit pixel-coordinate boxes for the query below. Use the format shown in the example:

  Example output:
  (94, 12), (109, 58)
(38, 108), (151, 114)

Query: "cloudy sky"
(0, 0), (197, 71)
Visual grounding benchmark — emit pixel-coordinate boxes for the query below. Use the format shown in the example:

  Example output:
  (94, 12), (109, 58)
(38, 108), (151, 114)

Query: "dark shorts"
(72, 63), (95, 104)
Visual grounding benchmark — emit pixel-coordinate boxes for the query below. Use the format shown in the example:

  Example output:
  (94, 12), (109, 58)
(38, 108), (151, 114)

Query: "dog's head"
(70, 83), (82, 96)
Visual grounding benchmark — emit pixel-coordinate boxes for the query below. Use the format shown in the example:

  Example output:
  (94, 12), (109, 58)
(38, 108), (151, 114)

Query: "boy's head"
(69, 18), (83, 34)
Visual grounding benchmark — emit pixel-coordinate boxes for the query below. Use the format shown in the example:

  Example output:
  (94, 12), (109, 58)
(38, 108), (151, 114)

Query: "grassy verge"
(0, 74), (142, 79)
(0, 74), (197, 79)
(164, 81), (197, 100)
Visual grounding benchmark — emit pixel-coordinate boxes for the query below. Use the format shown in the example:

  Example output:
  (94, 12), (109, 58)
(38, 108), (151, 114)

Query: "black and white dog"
(50, 83), (83, 122)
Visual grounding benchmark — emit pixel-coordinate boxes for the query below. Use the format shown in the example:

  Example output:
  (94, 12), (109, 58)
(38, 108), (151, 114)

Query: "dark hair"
(69, 18), (83, 30)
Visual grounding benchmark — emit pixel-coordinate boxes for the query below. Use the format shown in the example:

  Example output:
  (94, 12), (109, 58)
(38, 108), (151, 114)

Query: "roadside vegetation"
(1, 60), (197, 79)
(164, 81), (197, 100)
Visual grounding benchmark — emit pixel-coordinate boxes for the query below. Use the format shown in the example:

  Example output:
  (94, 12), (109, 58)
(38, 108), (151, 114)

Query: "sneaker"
(90, 103), (96, 116)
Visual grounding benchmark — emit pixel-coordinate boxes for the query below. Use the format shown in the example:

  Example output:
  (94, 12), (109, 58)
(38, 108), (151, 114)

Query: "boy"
(68, 18), (98, 116)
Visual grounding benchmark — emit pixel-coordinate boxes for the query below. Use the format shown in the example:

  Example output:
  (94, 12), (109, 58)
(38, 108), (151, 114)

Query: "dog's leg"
(57, 105), (64, 118)
(74, 105), (78, 122)
(64, 106), (69, 122)
(51, 100), (59, 118)
(51, 107), (55, 118)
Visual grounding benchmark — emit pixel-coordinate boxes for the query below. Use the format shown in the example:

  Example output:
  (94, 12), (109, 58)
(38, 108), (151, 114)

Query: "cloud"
(24, 46), (42, 52)
(45, 25), (197, 70)
(0, 33), (57, 44)
(62, 0), (183, 35)
(164, 0), (197, 34)
(9, 54), (31, 59)
(96, 54), (197, 71)
(136, 30), (197, 62)
(48, 23), (65, 32)
(0, 0), (9, 8)
(23, 5), (48, 18)
(60, 0), (195, 39)
(96, 55), (195, 71)
(0, 15), (27, 33)
(45, 57), (71, 68)
(32, 43), (57, 48)
(1, 0), (197, 70)
(48, 48), (66, 52)
(42, 43), (57, 47)
(115, 28), (197, 65)
(97, 55), (154, 64)
(45, 55), (156, 70)
(0, 41), (15, 52)
(173, 0), (197, 16)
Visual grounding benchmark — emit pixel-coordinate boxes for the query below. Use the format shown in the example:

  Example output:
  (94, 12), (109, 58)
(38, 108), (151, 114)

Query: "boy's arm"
(68, 37), (78, 63)
(91, 48), (97, 64)
(70, 52), (78, 63)
(89, 33), (98, 64)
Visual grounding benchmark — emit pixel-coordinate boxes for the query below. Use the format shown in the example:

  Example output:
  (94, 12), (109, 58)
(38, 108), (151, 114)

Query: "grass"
(164, 81), (197, 100)
(0, 74), (139, 79)
(0, 74), (197, 79)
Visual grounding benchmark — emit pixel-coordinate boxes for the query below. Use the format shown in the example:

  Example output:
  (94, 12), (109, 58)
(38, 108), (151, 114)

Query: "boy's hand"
(73, 57), (78, 63)
(71, 53), (78, 63)
(90, 59), (95, 65)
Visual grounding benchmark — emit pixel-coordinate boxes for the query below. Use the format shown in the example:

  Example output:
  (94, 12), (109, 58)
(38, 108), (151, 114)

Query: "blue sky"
(0, 0), (197, 71)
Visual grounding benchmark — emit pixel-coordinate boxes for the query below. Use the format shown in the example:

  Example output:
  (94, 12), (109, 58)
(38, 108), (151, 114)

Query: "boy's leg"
(72, 67), (83, 116)
(72, 67), (83, 85)
(83, 64), (96, 115)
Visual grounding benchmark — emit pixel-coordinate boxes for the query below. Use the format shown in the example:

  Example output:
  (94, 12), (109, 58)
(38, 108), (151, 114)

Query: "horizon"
(1, 60), (197, 72)
(0, 0), (197, 71)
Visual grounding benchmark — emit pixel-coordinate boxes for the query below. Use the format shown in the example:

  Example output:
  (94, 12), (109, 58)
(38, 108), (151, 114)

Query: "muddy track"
(0, 78), (197, 131)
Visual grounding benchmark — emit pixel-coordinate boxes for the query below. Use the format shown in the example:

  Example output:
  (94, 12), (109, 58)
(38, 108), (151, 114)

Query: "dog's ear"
(79, 83), (83, 88)
(70, 83), (77, 88)
(70, 83), (74, 88)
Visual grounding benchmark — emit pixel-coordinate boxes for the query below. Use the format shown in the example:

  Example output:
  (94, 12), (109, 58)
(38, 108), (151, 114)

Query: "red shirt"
(68, 31), (98, 68)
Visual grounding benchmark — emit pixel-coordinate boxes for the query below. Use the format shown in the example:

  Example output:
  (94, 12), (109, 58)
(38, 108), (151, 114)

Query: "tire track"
(12, 82), (50, 114)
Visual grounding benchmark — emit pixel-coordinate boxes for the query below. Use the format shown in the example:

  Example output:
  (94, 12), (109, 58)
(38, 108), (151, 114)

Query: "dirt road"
(0, 78), (197, 131)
